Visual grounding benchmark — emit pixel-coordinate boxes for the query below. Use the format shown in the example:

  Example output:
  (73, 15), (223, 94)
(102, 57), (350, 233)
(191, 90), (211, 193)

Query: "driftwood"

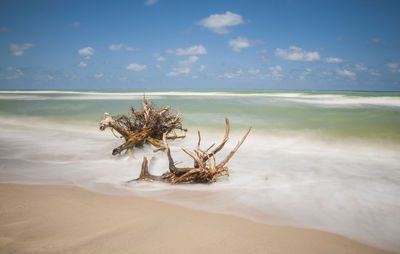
(99, 98), (186, 156)
(130, 117), (251, 184)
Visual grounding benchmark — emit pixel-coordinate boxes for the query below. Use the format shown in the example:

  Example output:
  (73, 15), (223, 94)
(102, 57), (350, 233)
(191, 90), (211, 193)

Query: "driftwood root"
(132, 117), (251, 184)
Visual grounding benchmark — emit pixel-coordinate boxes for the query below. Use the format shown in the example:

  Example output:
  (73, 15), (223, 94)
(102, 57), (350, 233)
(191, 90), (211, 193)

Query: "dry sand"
(0, 183), (395, 254)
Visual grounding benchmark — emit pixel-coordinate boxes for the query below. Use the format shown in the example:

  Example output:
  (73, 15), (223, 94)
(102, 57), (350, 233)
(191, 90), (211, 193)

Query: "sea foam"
(1, 90), (400, 107)
(0, 116), (399, 252)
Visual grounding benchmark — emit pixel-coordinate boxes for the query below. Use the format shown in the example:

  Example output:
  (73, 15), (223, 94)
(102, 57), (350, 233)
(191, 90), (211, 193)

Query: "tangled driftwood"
(99, 98), (186, 156)
(130, 117), (251, 184)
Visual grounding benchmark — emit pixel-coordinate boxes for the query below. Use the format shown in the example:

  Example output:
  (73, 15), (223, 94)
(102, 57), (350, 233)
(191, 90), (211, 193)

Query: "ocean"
(0, 90), (399, 252)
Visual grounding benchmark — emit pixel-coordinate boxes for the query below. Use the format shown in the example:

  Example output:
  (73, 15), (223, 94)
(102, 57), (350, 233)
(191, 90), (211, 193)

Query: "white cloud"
(369, 70), (380, 76)
(109, 44), (124, 50)
(94, 73), (104, 78)
(299, 68), (312, 80)
(126, 63), (147, 71)
(371, 37), (381, 43)
(198, 11), (244, 34)
(256, 49), (268, 54)
(0, 26), (9, 32)
(120, 77), (128, 81)
(353, 63), (381, 76)
(70, 21), (80, 27)
(337, 69), (356, 79)
(47, 75), (54, 80)
(2, 67), (23, 79)
(125, 47), (139, 51)
(78, 47), (95, 58)
(325, 57), (343, 63)
(386, 63), (400, 73)
(166, 45), (207, 55)
(10, 43), (33, 56)
(275, 46), (320, 61)
(145, 0), (158, 5)
(167, 67), (190, 76)
(152, 53), (167, 61)
(248, 69), (260, 75)
(77, 61), (87, 68)
(155, 64), (161, 69)
(268, 65), (284, 80)
(109, 43), (139, 51)
(229, 37), (251, 52)
(354, 63), (368, 72)
(180, 56), (199, 65)
(192, 75), (199, 79)
(218, 69), (243, 79)
(199, 64), (206, 72)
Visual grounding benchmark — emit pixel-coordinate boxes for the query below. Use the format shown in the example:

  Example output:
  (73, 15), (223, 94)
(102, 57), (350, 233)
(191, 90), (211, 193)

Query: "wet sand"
(0, 183), (395, 254)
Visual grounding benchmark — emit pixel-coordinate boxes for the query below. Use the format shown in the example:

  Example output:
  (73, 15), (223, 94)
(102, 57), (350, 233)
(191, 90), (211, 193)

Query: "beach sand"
(0, 183), (395, 254)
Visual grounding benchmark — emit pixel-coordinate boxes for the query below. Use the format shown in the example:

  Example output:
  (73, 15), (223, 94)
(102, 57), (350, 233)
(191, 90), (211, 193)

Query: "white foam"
(1, 90), (400, 107)
(0, 116), (399, 252)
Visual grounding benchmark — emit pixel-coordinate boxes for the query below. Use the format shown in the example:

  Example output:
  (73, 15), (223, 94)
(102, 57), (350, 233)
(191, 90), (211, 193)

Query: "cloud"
(167, 67), (191, 76)
(109, 44), (123, 50)
(256, 49), (268, 54)
(229, 37), (251, 52)
(369, 70), (380, 76)
(78, 47), (95, 59)
(386, 63), (400, 73)
(1, 67), (24, 79)
(248, 69), (260, 75)
(354, 63), (368, 72)
(325, 57), (343, 63)
(275, 46), (320, 61)
(70, 21), (80, 27)
(299, 68), (312, 80)
(268, 65), (284, 80)
(199, 64), (206, 71)
(126, 63), (147, 71)
(109, 43), (139, 51)
(94, 73), (104, 78)
(152, 53), (167, 61)
(167, 55), (200, 77)
(145, 0), (158, 5)
(352, 63), (380, 76)
(218, 69), (243, 79)
(371, 37), (381, 43)
(10, 43), (33, 56)
(166, 45), (207, 55)
(180, 56), (199, 65)
(198, 11), (244, 34)
(0, 26), (9, 32)
(337, 69), (356, 79)
(47, 75), (54, 80)
(77, 61), (87, 68)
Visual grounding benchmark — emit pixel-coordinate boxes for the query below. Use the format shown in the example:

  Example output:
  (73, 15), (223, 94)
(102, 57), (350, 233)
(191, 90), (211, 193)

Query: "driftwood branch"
(132, 117), (252, 184)
(100, 98), (186, 156)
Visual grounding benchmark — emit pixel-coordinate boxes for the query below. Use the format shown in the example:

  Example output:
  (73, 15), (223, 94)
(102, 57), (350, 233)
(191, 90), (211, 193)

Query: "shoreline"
(0, 183), (396, 254)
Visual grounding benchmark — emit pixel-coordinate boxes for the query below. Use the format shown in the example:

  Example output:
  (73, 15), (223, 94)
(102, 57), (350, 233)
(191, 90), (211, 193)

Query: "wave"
(1, 90), (400, 107)
(0, 115), (399, 252)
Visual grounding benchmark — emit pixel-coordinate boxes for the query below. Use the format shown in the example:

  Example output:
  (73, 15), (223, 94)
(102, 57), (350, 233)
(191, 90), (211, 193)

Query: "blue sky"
(1, 0), (400, 90)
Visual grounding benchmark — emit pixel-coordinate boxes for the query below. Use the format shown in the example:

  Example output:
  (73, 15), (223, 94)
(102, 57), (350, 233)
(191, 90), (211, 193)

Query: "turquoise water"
(0, 90), (400, 252)
(1, 90), (400, 142)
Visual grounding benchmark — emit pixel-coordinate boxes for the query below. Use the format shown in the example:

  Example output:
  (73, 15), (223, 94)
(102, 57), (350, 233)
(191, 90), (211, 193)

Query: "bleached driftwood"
(130, 117), (251, 184)
(100, 98), (186, 156)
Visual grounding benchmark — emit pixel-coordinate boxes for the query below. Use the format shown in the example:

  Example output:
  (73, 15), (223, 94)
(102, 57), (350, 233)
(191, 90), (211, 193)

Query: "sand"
(0, 183), (395, 254)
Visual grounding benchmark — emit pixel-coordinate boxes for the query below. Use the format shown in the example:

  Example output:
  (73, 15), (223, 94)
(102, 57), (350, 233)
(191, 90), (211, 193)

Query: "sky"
(0, 0), (400, 91)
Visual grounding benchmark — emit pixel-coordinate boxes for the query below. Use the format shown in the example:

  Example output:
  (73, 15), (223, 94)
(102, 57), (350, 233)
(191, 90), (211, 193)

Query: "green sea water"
(1, 89), (400, 143)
